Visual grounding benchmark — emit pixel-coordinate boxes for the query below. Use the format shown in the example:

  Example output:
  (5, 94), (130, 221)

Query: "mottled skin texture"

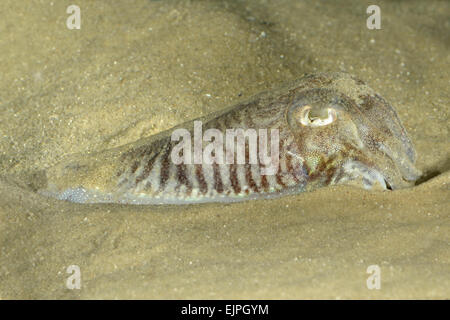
(39, 72), (421, 204)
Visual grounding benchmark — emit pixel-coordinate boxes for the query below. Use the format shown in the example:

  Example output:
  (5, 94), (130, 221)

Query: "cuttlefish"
(38, 72), (421, 204)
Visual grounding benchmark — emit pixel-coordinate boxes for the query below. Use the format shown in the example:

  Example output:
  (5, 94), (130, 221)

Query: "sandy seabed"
(0, 0), (448, 299)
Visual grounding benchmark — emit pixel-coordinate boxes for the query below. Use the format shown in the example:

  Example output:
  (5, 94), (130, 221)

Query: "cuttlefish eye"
(298, 105), (337, 127)
(288, 104), (337, 127)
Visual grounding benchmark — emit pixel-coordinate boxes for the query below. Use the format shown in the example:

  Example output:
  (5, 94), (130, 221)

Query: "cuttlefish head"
(286, 83), (421, 190)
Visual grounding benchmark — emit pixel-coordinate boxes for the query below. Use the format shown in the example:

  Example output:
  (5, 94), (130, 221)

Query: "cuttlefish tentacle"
(38, 72), (421, 204)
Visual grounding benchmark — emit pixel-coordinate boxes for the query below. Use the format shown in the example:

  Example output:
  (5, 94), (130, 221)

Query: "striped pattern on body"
(115, 101), (307, 203)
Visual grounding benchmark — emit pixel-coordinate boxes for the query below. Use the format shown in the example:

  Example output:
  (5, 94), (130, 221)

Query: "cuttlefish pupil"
(298, 105), (337, 127)
(37, 72), (421, 205)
